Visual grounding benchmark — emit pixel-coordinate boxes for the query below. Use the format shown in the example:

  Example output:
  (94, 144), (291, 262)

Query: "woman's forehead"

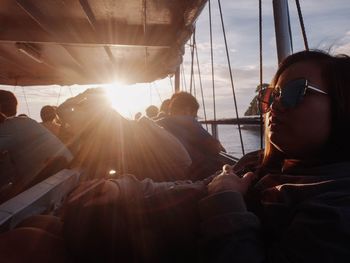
(277, 61), (323, 84)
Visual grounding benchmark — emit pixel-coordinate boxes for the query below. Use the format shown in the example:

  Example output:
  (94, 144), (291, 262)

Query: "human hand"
(208, 164), (255, 195)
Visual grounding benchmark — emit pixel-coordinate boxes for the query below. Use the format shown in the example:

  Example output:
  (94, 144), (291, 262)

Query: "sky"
(1, 0), (350, 121)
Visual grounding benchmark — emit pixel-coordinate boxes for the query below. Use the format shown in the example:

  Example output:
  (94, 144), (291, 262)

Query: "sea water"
(214, 125), (262, 159)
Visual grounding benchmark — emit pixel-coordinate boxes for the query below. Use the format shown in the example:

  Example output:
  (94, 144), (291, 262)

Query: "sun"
(103, 82), (155, 119)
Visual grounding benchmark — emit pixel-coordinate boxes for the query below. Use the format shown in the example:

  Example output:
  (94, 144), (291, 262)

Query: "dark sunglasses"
(258, 78), (328, 113)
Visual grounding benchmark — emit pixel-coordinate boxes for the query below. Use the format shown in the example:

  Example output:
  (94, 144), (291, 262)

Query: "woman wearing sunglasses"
(199, 50), (350, 262)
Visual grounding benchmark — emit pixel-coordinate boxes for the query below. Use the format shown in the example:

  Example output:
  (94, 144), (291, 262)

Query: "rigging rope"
(149, 83), (153, 104)
(194, 42), (209, 131)
(14, 78), (30, 117)
(217, 0), (245, 155)
(189, 29), (196, 94)
(168, 76), (174, 93)
(287, 2), (294, 53)
(295, 0), (309, 51)
(258, 0), (264, 149)
(181, 64), (187, 92)
(21, 86), (31, 117)
(193, 72), (197, 98)
(208, 0), (217, 121)
(69, 86), (74, 96)
(56, 86), (62, 106)
(154, 82), (163, 102)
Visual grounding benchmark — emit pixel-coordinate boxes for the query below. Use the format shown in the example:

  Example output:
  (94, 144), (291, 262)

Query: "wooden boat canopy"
(0, 0), (207, 86)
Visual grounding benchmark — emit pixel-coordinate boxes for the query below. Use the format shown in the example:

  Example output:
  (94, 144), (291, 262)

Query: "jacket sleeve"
(198, 191), (265, 263)
(198, 190), (350, 263)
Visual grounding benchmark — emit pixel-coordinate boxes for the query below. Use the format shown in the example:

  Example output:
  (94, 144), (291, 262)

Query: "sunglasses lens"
(280, 79), (306, 108)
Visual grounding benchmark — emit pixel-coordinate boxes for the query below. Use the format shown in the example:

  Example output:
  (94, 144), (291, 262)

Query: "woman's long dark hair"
(261, 50), (350, 171)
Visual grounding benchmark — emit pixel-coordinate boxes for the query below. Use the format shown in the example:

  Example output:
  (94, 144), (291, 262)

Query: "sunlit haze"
(103, 82), (169, 119)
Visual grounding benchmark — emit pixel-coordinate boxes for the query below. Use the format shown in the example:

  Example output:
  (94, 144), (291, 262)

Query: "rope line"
(69, 86), (74, 96)
(218, 0), (245, 155)
(56, 86), (62, 106)
(295, 0), (309, 51)
(21, 86), (31, 117)
(193, 71), (197, 98)
(154, 82), (163, 102)
(258, 0), (264, 149)
(189, 29), (196, 94)
(181, 64), (187, 92)
(194, 42), (209, 131)
(168, 76), (174, 92)
(208, 0), (217, 121)
(287, 2), (294, 53)
(149, 83), (153, 104)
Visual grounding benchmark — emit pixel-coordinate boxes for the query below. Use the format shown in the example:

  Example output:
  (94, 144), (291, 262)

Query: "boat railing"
(219, 151), (240, 163)
(199, 116), (260, 140)
(0, 169), (81, 233)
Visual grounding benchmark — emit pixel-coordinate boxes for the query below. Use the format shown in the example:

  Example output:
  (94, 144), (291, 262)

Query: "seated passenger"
(40, 105), (61, 137)
(0, 92), (73, 202)
(198, 51), (350, 262)
(57, 88), (191, 182)
(145, 105), (159, 119)
(0, 90), (17, 117)
(154, 98), (171, 120)
(156, 92), (225, 180)
(134, 111), (142, 121)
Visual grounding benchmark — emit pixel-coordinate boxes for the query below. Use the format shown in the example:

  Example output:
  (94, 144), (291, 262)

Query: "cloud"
(333, 31), (350, 54)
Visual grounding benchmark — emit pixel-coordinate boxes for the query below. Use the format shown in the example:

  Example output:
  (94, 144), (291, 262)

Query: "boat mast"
(272, 0), (293, 63)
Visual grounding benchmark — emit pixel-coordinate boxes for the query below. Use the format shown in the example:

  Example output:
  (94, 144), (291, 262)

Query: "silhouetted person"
(145, 105), (159, 119)
(154, 99), (171, 120)
(134, 112), (142, 121)
(40, 105), (61, 137)
(0, 90), (17, 117)
(0, 94), (72, 202)
(157, 92), (225, 180)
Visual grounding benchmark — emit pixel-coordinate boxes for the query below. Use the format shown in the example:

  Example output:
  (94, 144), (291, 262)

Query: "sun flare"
(103, 83), (156, 119)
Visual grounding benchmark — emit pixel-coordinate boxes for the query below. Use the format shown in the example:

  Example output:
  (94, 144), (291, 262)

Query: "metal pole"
(174, 66), (180, 92)
(272, 0), (292, 64)
(211, 123), (218, 140)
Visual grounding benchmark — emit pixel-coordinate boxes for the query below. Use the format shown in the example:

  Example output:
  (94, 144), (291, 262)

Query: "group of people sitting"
(0, 83), (226, 199)
(136, 99), (170, 121)
(1, 50), (350, 262)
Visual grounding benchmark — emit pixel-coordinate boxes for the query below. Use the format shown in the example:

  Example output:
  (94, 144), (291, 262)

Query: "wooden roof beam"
(78, 0), (117, 71)
(16, 0), (56, 37)
(60, 45), (98, 80)
(79, 0), (97, 31)
(0, 52), (36, 76)
(77, 0), (117, 76)
(15, 0), (104, 81)
(3, 0), (175, 47)
(0, 26), (174, 47)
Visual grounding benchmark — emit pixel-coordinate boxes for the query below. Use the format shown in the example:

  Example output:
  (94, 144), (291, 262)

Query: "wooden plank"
(0, 19), (175, 47)
(0, 169), (80, 233)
